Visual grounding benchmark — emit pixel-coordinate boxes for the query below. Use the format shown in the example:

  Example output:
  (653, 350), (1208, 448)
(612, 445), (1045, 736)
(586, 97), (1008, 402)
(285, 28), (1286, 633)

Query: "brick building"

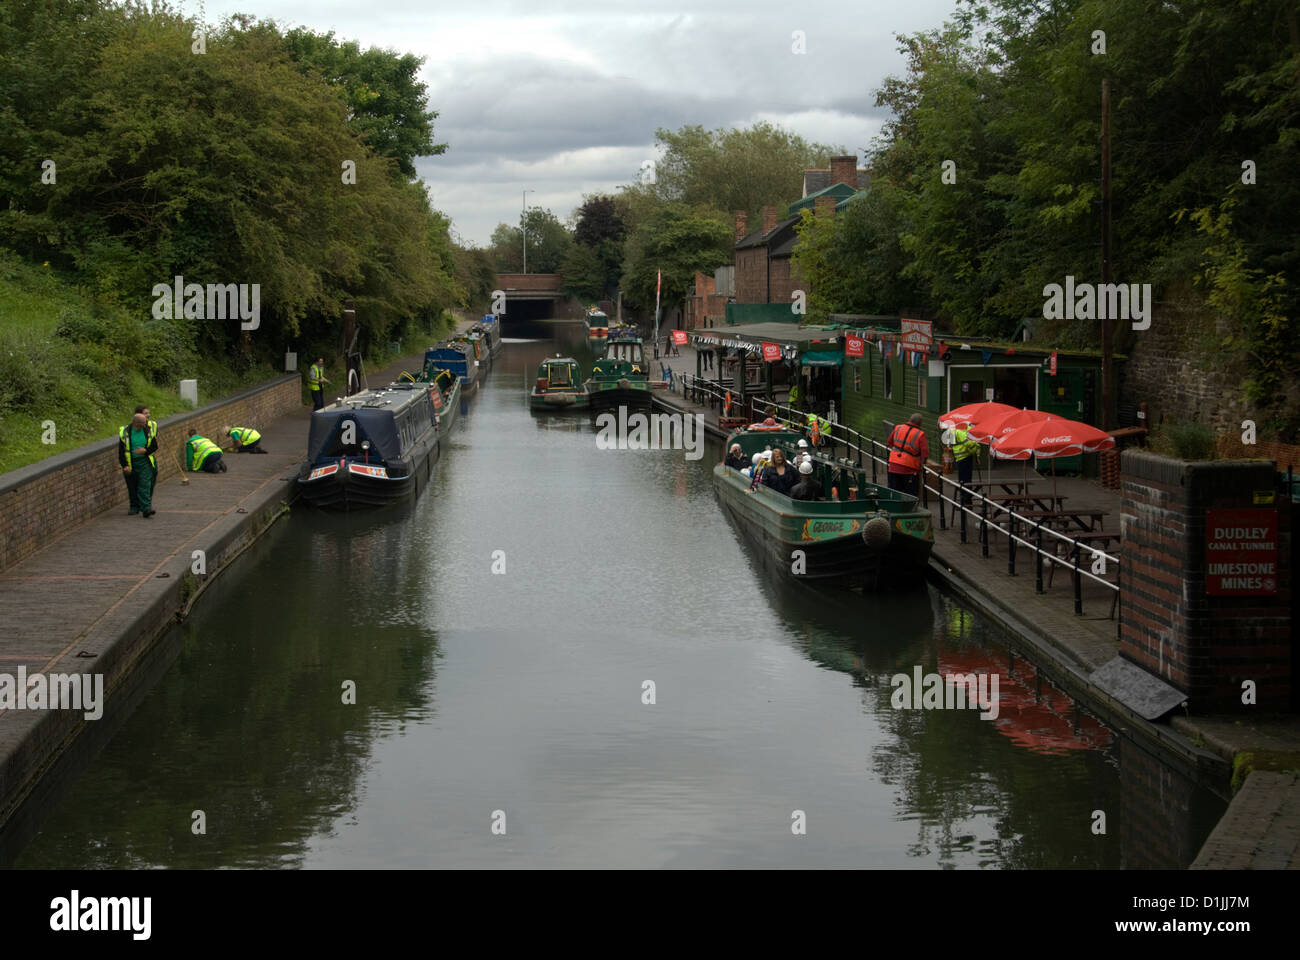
(732, 155), (868, 308)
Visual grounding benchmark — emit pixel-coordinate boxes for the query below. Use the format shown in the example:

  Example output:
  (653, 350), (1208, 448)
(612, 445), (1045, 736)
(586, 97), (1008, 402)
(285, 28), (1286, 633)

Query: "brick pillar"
(830, 155), (858, 187)
(1119, 450), (1293, 710)
(814, 196), (836, 219)
(734, 211), (748, 243)
(761, 206), (777, 235)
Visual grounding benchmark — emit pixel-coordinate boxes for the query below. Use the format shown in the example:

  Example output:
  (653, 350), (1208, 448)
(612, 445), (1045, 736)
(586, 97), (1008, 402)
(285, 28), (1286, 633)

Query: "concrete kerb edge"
(0, 464), (300, 834)
(925, 552), (1230, 790)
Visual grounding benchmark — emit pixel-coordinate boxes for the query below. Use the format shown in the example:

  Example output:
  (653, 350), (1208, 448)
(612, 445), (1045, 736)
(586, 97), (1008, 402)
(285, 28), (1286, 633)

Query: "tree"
(491, 208), (572, 274)
(282, 26), (445, 178)
(563, 194), (625, 300)
(620, 203), (732, 313)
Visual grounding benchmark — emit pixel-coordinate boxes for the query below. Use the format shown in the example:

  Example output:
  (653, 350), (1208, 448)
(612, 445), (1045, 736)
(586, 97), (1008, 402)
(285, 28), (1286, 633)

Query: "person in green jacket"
(225, 425), (267, 454)
(118, 413), (159, 517)
(951, 425), (981, 504)
(186, 428), (226, 473)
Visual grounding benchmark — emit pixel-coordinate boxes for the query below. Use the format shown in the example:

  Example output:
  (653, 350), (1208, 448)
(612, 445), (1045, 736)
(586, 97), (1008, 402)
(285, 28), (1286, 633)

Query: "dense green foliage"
(490, 207), (573, 274)
(794, 0), (1300, 438)
(0, 0), (490, 468)
(560, 195), (625, 302)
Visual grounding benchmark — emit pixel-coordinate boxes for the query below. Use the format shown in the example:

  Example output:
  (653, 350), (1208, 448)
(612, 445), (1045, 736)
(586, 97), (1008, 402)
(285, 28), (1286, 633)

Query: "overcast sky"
(192, 0), (959, 246)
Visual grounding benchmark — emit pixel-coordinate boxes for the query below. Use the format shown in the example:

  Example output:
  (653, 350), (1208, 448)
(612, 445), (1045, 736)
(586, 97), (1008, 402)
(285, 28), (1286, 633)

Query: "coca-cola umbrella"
(938, 401), (1017, 431)
(937, 402), (1019, 483)
(968, 407), (1057, 487)
(991, 417), (1116, 501)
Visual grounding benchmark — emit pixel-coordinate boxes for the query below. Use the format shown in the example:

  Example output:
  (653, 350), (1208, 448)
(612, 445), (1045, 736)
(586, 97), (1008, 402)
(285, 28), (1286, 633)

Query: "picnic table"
(992, 493), (1068, 513)
(964, 479), (1031, 497)
(1008, 508), (1109, 534)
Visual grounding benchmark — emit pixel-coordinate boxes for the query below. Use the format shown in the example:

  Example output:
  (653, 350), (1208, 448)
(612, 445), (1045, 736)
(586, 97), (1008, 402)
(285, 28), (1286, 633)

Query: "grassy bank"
(0, 252), (457, 474)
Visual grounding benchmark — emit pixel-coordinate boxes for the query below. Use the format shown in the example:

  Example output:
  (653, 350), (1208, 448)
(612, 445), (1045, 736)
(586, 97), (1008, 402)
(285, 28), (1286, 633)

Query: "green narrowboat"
(530, 355), (590, 410)
(584, 306), (609, 339)
(586, 332), (653, 414)
(714, 424), (934, 590)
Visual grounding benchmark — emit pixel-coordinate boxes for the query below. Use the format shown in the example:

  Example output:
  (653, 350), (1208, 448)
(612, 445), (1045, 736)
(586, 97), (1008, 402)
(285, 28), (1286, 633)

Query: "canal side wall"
(1119, 451), (1292, 711)
(0, 472), (295, 837)
(0, 374), (302, 574)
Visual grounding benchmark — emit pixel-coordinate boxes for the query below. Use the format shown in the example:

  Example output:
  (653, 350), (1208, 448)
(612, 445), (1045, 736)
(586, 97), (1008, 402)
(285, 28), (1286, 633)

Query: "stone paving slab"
(1191, 771), (1300, 869)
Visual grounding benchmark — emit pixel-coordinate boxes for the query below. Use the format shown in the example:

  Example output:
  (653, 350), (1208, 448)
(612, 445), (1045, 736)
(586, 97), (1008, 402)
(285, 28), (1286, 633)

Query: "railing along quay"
(676, 375), (1121, 625)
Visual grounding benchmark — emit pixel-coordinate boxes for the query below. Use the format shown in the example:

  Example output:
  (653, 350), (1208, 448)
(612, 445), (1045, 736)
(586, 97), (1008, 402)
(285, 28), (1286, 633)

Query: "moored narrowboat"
(297, 382), (440, 510)
(479, 314), (503, 357)
(407, 352), (463, 436)
(426, 340), (480, 396)
(713, 424), (934, 590)
(454, 328), (491, 374)
(585, 331), (652, 414)
(530, 355), (590, 410)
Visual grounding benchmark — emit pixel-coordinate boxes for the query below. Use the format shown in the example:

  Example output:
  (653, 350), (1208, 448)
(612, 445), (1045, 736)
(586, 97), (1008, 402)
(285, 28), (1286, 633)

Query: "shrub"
(1155, 421), (1217, 461)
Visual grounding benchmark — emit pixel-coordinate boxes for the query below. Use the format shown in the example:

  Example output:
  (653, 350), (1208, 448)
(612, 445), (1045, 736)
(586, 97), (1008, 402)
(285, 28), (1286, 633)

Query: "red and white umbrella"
(991, 419), (1115, 460)
(992, 417), (1116, 501)
(968, 407), (1056, 443)
(938, 401), (1016, 430)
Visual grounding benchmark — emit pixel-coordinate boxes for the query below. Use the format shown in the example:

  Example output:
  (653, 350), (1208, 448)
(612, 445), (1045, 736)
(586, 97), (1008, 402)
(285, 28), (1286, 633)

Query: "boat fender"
(618, 378), (631, 390)
(861, 515), (892, 551)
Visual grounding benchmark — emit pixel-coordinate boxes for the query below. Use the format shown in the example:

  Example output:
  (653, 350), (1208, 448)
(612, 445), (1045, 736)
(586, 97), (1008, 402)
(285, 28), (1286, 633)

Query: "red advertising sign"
(900, 318), (933, 352)
(1049, 350), (1058, 376)
(1205, 509), (1278, 596)
(761, 341), (781, 362)
(672, 329), (688, 345)
(844, 334), (865, 358)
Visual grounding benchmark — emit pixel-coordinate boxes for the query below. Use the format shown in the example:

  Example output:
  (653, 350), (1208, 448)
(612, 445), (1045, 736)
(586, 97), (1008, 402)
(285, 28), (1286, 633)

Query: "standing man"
(887, 412), (930, 498)
(308, 357), (330, 410)
(950, 423), (980, 505)
(119, 412), (158, 517)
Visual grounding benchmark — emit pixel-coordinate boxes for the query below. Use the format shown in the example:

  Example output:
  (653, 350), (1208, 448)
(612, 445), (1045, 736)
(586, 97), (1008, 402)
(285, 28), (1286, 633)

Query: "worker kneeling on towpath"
(187, 428), (226, 473)
(225, 425), (267, 454)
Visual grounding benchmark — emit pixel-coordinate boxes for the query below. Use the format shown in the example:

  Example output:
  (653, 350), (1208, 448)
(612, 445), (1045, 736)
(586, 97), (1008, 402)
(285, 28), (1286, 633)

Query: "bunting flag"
(911, 349), (922, 367)
(981, 349), (993, 365)
(937, 343), (950, 359)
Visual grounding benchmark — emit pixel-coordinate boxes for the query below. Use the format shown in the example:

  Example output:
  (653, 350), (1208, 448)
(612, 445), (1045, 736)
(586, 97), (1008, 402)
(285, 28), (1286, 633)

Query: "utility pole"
(1100, 79), (1113, 430)
(522, 189), (533, 274)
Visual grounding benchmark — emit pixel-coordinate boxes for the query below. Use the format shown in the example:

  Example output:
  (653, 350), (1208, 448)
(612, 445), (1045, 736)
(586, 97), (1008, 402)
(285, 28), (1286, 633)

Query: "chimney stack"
(761, 205), (778, 234)
(830, 155), (858, 188)
(734, 210), (748, 244)
(814, 196), (837, 219)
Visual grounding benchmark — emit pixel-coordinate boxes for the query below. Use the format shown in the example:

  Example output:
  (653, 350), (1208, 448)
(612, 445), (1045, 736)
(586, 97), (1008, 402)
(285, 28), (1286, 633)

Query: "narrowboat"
(406, 350), (463, 436)
(297, 382), (440, 509)
(479, 314), (503, 357)
(584, 306), (609, 339)
(585, 331), (653, 414)
(529, 355), (590, 410)
(425, 340), (480, 396)
(713, 423), (934, 590)
(454, 328), (491, 374)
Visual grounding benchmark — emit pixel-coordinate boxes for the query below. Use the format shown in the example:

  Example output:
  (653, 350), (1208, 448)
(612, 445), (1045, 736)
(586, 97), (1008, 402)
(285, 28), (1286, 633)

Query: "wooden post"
(1100, 79), (1114, 430)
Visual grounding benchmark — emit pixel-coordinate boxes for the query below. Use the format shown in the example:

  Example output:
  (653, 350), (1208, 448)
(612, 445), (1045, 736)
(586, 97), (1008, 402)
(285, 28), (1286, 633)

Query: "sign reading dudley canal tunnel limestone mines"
(1205, 508), (1278, 596)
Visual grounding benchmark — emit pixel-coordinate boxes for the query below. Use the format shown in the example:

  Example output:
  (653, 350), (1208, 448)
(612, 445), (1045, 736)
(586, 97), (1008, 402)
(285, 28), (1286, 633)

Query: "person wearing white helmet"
(790, 457), (819, 501)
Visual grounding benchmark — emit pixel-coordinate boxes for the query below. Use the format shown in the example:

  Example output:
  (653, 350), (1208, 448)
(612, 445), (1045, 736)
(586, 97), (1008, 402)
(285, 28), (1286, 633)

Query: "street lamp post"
(522, 189), (534, 274)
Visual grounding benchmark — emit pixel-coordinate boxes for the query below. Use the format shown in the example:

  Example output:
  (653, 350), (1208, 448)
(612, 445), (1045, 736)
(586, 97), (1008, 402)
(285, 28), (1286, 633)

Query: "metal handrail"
(679, 378), (1120, 607)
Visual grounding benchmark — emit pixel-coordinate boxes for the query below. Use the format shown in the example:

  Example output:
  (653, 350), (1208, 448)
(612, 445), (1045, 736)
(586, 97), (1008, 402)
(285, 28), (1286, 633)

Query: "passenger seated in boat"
(762, 449), (796, 495)
(724, 443), (748, 470)
(790, 459), (819, 501)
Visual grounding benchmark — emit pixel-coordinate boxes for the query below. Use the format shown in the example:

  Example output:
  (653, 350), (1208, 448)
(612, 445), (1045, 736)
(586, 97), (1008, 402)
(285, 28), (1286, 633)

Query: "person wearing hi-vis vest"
(225, 425), (267, 454)
(118, 412), (158, 517)
(308, 357), (330, 410)
(186, 428), (226, 473)
(805, 411), (831, 448)
(887, 413), (930, 497)
(950, 424), (980, 504)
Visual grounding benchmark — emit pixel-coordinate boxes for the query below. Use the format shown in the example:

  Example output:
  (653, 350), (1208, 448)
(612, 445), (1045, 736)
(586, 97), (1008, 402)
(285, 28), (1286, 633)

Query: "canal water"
(13, 331), (1225, 869)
